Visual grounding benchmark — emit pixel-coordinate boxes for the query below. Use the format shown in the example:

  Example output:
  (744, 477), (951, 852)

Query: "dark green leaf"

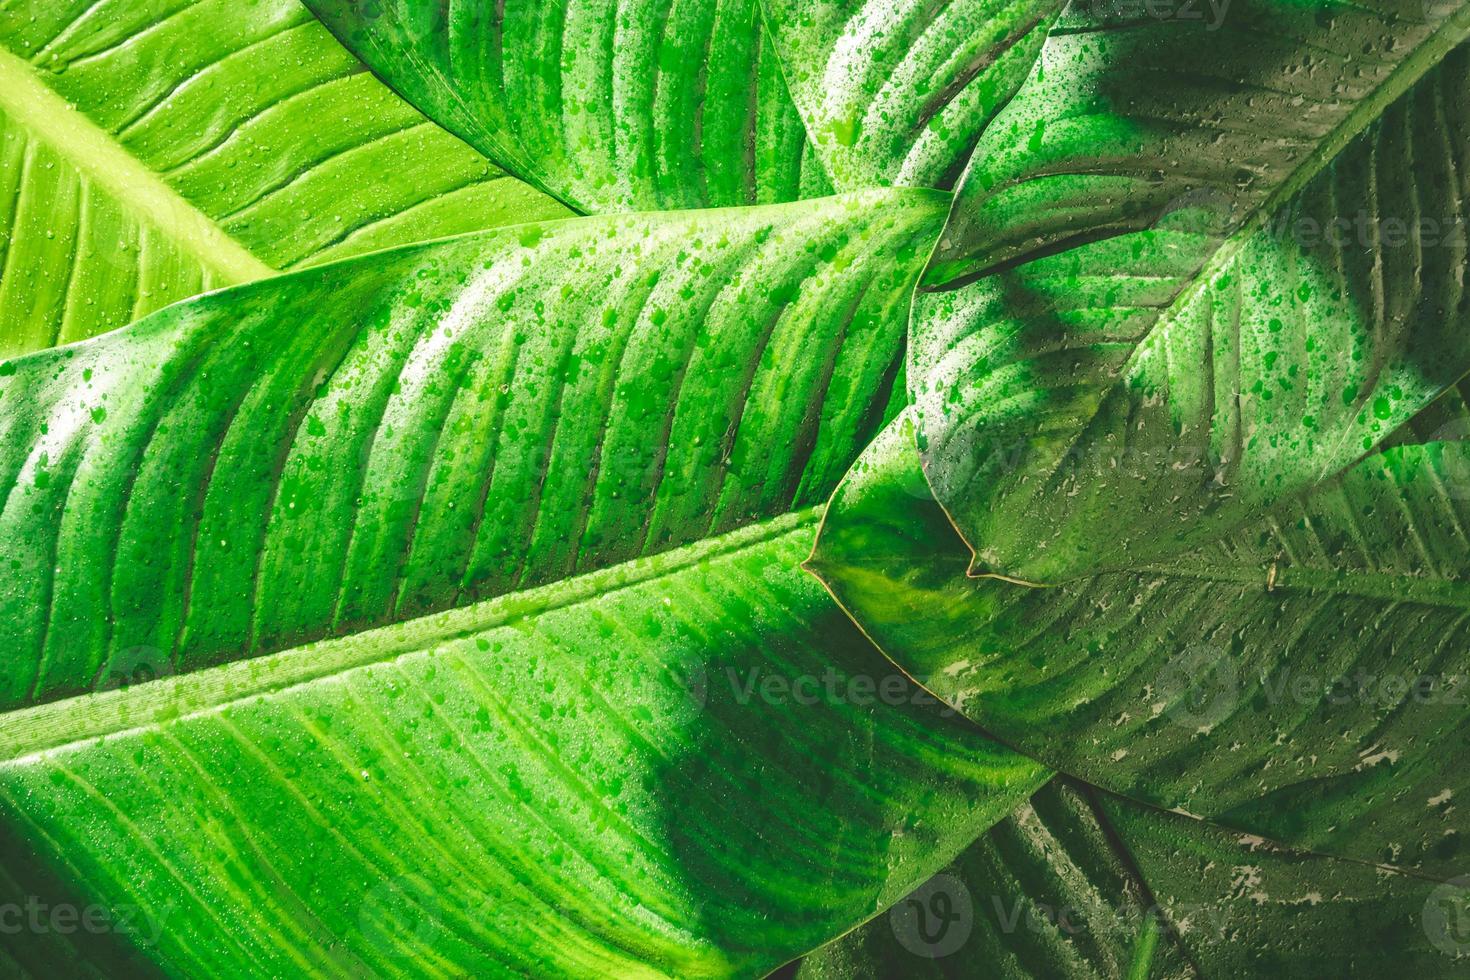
(911, 36), (1470, 585)
(929, 0), (1470, 282)
(799, 779), (1468, 978)
(809, 396), (1470, 874)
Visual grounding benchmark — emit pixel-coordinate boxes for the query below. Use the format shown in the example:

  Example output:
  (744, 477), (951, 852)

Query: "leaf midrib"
(1131, 555), (1470, 609)
(0, 508), (820, 765)
(0, 44), (276, 285)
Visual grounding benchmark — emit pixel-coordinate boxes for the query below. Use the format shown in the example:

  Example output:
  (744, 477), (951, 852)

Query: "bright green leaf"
(0, 188), (942, 712)
(305, 0), (835, 214)
(0, 513), (1049, 977)
(0, 185), (1063, 977)
(0, 0), (569, 357)
(760, 0), (1064, 191)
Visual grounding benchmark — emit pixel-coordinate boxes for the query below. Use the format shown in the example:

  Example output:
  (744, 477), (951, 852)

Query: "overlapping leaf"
(799, 779), (1468, 977)
(809, 389), (1470, 875)
(3, 0), (1468, 974)
(911, 1), (1470, 585)
(0, 0), (568, 356)
(307, 0), (1072, 214)
(0, 187), (1067, 976)
(929, 0), (1470, 282)
(305, 0), (835, 214)
(760, 0), (1064, 190)
(0, 512), (1048, 978)
(0, 189), (941, 711)
(799, 9), (1470, 973)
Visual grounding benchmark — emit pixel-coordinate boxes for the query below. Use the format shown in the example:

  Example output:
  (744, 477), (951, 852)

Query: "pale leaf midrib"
(0, 45), (276, 285)
(1132, 558), (1470, 609)
(0, 508), (820, 764)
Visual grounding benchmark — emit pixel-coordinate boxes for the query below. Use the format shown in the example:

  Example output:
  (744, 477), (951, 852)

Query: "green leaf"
(910, 31), (1470, 585)
(929, 0), (1470, 283)
(0, 0), (569, 357)
(798, 779), (1467, 978)
(0, 513), (1050, 977)
(760, 0), (1064, 191)
(797, 779), (1194, 979)
(0, 188), (942, 711)
(809, 396), (1470, 874)
(306, 0), (835, 215)
(0, 185), (1056, 976)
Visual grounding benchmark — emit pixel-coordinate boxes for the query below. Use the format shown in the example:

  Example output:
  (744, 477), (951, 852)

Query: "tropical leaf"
(0, 186), (1061, 977)
(809, 393), (1470, 874)
(0, 512), (1050, 978)
(0, 188), (940, 710)
(910, 20), (1470, 586)
(798, 779), (1468, 977)
(760, 0), (1064, 191)
(797, 779), (1193, 979)
(305, 0), (834, 215)
(928, 0), (1470, 282)
(1, 0), (1465, 974)
(0, 0), (568, 357)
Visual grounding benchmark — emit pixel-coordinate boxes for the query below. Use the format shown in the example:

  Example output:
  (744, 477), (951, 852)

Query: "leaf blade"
(0, 0), (570, 357)
(304, 0), (835, 214)
(799, 779), (1465, 978)
(0, 188), (944, 713)
(0, 515), (1049, 978)
(912, 34), (1470, 585)
(810, 397), (1470, 874)
(760, 0), (1064, 191)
